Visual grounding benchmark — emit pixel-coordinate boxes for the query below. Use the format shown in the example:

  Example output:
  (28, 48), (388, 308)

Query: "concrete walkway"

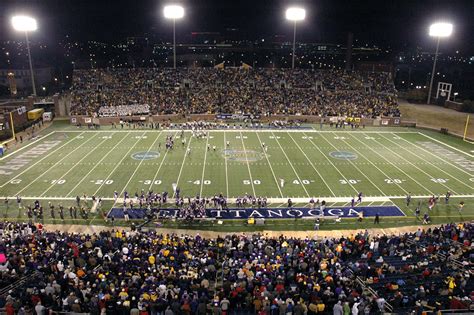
(42, 222), (439, 239)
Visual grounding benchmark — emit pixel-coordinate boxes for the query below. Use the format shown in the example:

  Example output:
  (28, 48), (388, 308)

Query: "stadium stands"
(70, 68), (400, 118)
(0, 222), (471, 314)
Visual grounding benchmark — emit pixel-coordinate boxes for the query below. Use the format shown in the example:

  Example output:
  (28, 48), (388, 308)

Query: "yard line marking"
(287, 132), (335, 197)
(0, 131), (85, 188)
(239, 131), (257, 197)
(118, 131), (163, 196)
(223, 131), (229, 197)
(271, 131), (310, 197)
(93, 131), (147, 196)
(321, 133), (386, 196)
(343, 134), (412, 195)
(148, 131), (179, 192)
(0, 131), (55, 161)
(199, 132), (210, 197)
(173, 132), (193, 198)
(303, 132), (359, 195)
(255, 132), (284, 198)
(397, 133), (473, 177)
(39, 133), (117, 197)
(389, 133), (473, 187)
(418, 132), (474, 158)
(65, 132), (132, 197)
(13, 132), (98, 196)
(352, 135), (433, 194)
(368, 133), (459, 194)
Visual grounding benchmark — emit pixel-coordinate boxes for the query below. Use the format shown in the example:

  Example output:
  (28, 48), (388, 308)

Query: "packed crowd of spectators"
(0, 221), (471, 314)
(70, 68), (399, 118)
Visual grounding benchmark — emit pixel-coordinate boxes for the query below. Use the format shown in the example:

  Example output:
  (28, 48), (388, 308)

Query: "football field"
(0, 125), (473, 228)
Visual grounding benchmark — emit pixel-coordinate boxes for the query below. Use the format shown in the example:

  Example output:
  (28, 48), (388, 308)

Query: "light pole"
(11, 15), (38, 96)
(285, 7), (306, 69)
(427, 22), (452, 104)
(163, 5), (184, 69)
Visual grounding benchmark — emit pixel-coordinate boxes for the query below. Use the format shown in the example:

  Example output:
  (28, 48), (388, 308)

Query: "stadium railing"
(355, 275), (394, 313)
(0, 270), (41, 297)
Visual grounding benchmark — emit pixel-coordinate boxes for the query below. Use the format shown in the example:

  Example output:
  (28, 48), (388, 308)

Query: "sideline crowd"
(0, 222), (471, 314)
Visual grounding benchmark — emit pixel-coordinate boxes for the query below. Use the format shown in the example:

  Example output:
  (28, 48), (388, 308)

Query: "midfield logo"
(222, 149), (264, 162)
(329, 151), (358, 160)
(131, 151), (160, 160)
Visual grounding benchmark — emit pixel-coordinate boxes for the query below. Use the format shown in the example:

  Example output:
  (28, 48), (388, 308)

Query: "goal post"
(463, 114), (473, 143)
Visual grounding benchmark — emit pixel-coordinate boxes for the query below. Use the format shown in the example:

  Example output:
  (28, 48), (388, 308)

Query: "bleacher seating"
(70, 68), (400, 119)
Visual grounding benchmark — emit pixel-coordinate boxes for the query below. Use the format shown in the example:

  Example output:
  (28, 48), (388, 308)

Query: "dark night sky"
(0, 0), (473, 52)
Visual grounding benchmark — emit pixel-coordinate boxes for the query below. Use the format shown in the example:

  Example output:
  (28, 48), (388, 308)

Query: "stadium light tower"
(285, 7), (306, 69)
(11, 15), (38, 96)
(163, 5), (184, 69)
(427, 22), (452, 104)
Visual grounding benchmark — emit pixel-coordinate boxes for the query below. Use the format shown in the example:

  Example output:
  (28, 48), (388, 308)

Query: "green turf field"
(0, 124), (473, 229)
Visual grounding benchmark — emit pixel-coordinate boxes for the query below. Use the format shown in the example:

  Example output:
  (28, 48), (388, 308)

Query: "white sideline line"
(348, 134), (427, 195)
(40, 133), (117, 197)
(148, 132), (179, 192)
(286, 132), (335, 197)
(223, 131), (229, 197)
(271, 131), (310, 197)
(320, 132), (386, 196)
(173, 132), (193, 198)
(0, 131), (55, 161)
(419, 132), (474, 158)
(255, 132), (284, 198)
(118, 131), (162, 196)
(1, 195), (473, 203)
(303, 132), (359, 195)
(199, 132), (210, 197)
(0, 132), (85, 188)
(393, 133), (473, 179)
(14, 132), (99, 196)
(65, 132), (132, 197)
(337, 133), (409, 195)
(93, 131), (147, 196)
(370, 133), (460, 195)
(239, 131), (256, 197)
(380, 133), (473, 190)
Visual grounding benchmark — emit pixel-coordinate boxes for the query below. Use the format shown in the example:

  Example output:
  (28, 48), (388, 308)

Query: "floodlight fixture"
(427, 21), (453, 104)
(286, 7), (306, 21)
(429, 22), (453, 38)
(163, 5), (184, 69)
(285, 7), (306, 69)
(164, 5), (184, 19)
(11, 15), (38, 96)
(11, 15), (37, 32)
